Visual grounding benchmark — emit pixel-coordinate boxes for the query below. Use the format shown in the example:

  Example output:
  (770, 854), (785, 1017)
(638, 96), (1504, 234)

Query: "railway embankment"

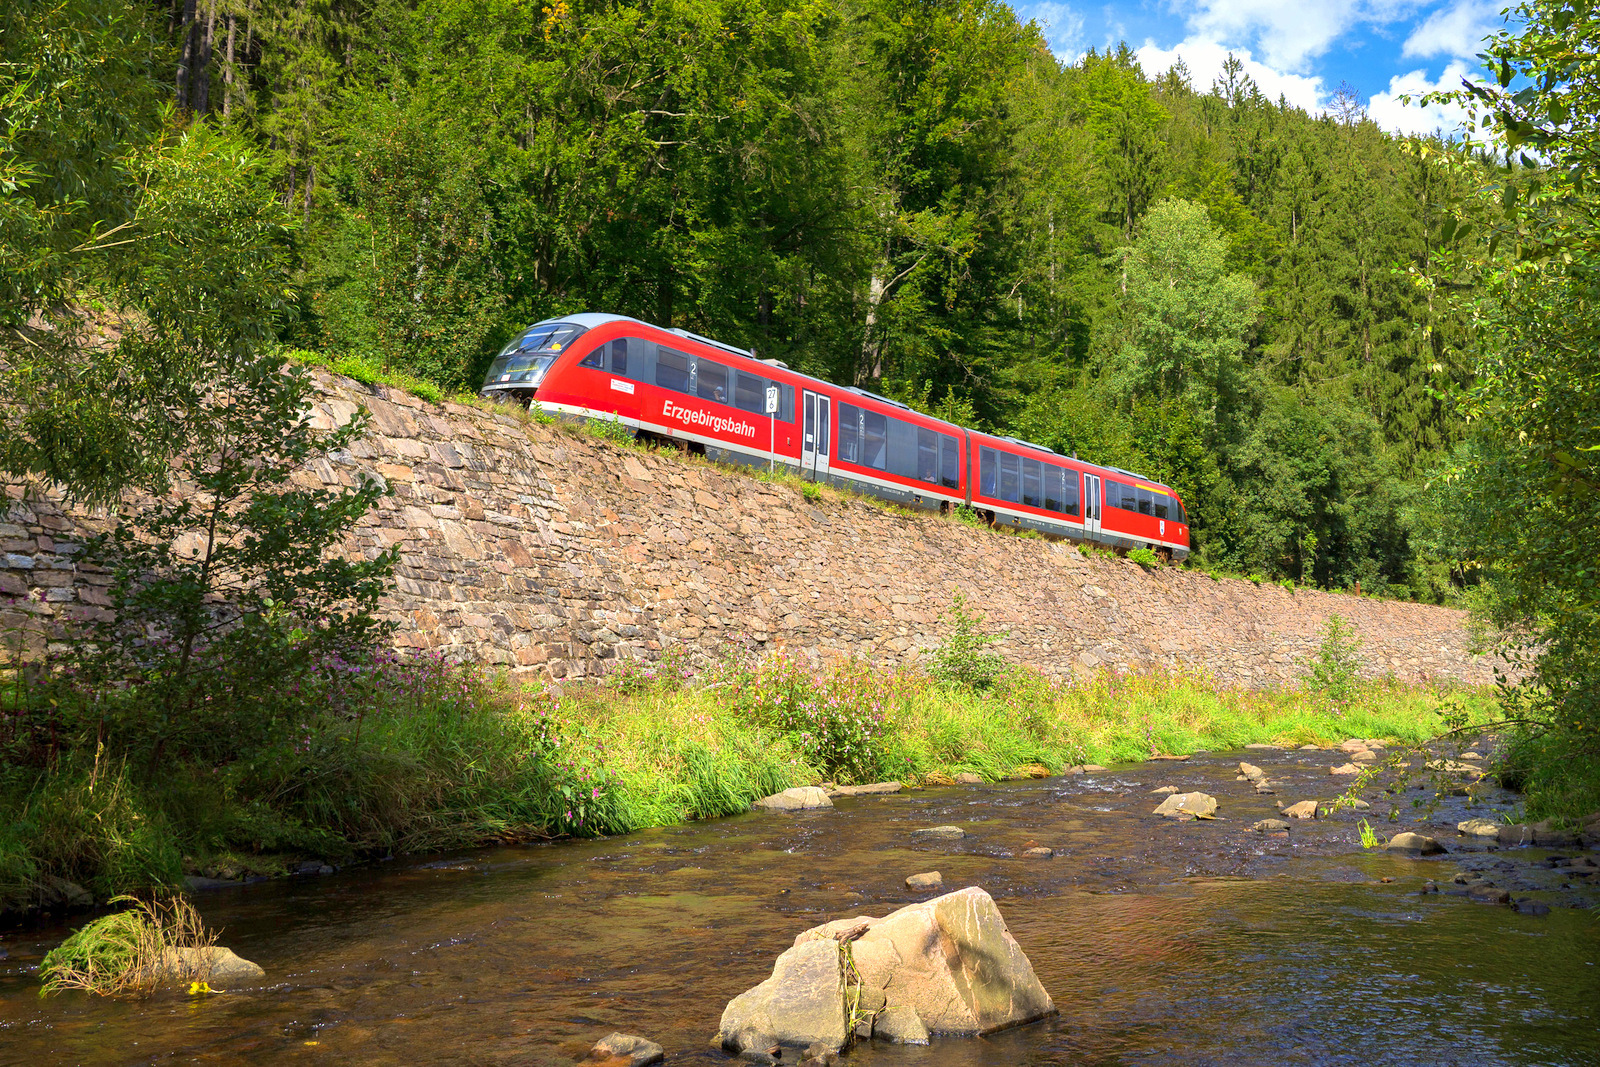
(2, 370), (1503, 688)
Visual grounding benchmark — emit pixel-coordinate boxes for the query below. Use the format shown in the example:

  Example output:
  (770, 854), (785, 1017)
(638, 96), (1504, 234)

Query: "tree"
(1419, 0), (1600, 810)
(1105, 197), (1256, 416)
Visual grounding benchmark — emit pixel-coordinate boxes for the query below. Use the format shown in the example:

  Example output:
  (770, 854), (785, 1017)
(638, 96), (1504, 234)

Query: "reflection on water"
(2, 752), (1597, 1066)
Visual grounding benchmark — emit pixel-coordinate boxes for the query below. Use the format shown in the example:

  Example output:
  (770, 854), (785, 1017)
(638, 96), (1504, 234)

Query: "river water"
(2, 746), (1597, 1066)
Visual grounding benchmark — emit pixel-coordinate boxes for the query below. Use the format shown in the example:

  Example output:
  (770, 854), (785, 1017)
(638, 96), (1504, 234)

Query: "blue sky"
(1013, 1), (1514, 134)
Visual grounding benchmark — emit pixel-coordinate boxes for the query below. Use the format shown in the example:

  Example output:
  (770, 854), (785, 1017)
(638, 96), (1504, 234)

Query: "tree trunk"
(222, 12), (236, 116)
(858, 271), (885, 385)
(175, 0), (198, 106)
(194, 0), (216, 113)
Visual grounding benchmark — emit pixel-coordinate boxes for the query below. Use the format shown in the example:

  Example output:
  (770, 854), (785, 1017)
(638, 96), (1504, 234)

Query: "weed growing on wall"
(1304, 614), (1364, 715)
(927, 593), (1009, 692)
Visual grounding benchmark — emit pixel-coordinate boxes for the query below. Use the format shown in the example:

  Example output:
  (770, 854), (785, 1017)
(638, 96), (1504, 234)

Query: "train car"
(966, 431), (1190, 561)
(480, 313), (1189, 559)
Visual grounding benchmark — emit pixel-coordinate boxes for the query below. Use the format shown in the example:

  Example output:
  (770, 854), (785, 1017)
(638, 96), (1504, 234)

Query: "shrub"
(1127, 547), (1160, 569)
(1304, 614), (1363, 714)
(735, 655), (892, 784)
(927, 593), (1008, 692)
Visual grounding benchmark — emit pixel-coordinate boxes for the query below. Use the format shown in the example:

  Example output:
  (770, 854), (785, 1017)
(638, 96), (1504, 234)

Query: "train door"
(801, 391), (831, 481)
(1083, 473), (1102, 539)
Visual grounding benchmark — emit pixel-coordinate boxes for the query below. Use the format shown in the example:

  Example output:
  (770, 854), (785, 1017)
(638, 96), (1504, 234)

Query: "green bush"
(1127, 547), (1160, 569)
(1303, 614), (1364, 714)
(926, 593), (1008, 692)
(734, 654), (891, 784)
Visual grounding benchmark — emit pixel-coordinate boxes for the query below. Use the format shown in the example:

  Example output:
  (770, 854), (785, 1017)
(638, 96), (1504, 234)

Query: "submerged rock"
(752, 787), (834, 812)
(904, 871), (942, 890)
(576, 1033), (664, 1066)
(1150, 786), (1180, 795)
(1386, 832), (1447, 856)
(1022, 847), (1054, 858)
(1152, 792), (1218, 820)
(910, 825), (966, 840)
(1252, 819), (1291, 832)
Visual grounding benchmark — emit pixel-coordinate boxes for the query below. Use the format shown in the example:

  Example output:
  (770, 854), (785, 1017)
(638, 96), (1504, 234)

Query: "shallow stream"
(3, 746), (1597, 1065)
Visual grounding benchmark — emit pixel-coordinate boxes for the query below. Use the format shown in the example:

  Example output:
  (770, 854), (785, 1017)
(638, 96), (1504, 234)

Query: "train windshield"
(482, 322), (588, 390)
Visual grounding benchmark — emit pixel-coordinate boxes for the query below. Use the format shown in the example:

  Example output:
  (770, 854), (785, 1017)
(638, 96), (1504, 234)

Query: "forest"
(3, 0), (1597, 833)
(29, 0), (1482, 595)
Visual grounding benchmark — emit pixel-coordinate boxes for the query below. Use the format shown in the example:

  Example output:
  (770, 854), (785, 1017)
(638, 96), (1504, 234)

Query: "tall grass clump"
(39, 895), (217, 999)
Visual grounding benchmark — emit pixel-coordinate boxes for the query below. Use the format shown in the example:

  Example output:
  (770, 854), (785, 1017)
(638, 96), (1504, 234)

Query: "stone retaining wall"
(1, 372), (1503, 687)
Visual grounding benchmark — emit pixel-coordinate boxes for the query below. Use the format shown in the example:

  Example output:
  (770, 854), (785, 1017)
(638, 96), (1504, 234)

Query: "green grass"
(0, 656), (1495, 916)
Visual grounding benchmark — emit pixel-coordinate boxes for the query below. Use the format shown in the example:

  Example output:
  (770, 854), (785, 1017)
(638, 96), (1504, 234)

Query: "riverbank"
(0, 649), (1500, 921)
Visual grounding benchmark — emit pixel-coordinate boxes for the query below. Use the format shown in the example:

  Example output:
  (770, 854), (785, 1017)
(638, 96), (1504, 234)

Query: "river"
(2, 745), (1597, 1065)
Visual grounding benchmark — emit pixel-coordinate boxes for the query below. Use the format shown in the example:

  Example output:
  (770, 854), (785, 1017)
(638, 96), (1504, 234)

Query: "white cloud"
(1136, 37), (1327, 112)
(1177, 2), (1430, 72)
(1401, 1), (1502, 60)
(1367, 61), (1476, 134)
(1029, 2), (1088, 61)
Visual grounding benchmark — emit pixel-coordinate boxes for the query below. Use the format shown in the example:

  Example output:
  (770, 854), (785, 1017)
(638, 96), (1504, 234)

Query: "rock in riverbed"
(1238, 762), (1267, 783)
(1386, 832), (1447, 856)
(1458, 818), (1501, 838)
(1152, 792), (1218, 819)
(152, 946), (265, 985)
(1252, 819), (1291, 832)
(905, 871), (942, 890)
(826, 782), (901, 797)
(1280, 800), (1320, 819)
(910, 825), (966, 840)
(576, 1033), (664, 1066)
(954, 772), (982, 784)
(717, 888), (1053, 1058)
(753, 787), (834, 812)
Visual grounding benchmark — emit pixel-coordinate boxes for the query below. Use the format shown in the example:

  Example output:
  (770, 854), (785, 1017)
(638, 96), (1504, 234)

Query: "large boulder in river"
(752, 787), (834, 812)
(719, 939), (849, 1057)
(717, 887), (1053, 1057)
(797, 886), (1054, 1036)
(1152, 792), (1217, 819)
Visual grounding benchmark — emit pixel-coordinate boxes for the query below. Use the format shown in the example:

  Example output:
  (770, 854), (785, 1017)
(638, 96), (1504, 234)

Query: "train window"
(697, 359), (730, 404)
(610, 338), (629, 375)
(656, 346), (691, 393)
(980, 447), (997, 496)
(887, 418), (918, 478)
(580, 348), (603, 368)
(1154, 493), (1169, 520)
(734, 372), (763, 413)
(836, 403), (861, 464)
(1114, 481), (1136, 511)
(862, 410), (889, 470)
(999, 452), (1021, 503)
(1137, 487), (1154, 515)
(1175, 498), (1187, 523)
(1022, 458), (1042, 508)
(1044, 466), (1063, 512)
(940, 435), (960, 488)
(1063, 472), (1080, 516)
(917, 428), (938, 483)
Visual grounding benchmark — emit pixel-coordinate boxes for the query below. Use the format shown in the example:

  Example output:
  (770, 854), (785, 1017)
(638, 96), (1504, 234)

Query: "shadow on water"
(2, 749), (1597, 1065)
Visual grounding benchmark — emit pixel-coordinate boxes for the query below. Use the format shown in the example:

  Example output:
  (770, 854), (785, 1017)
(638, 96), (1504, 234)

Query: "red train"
(481, 313), (1190, 560)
